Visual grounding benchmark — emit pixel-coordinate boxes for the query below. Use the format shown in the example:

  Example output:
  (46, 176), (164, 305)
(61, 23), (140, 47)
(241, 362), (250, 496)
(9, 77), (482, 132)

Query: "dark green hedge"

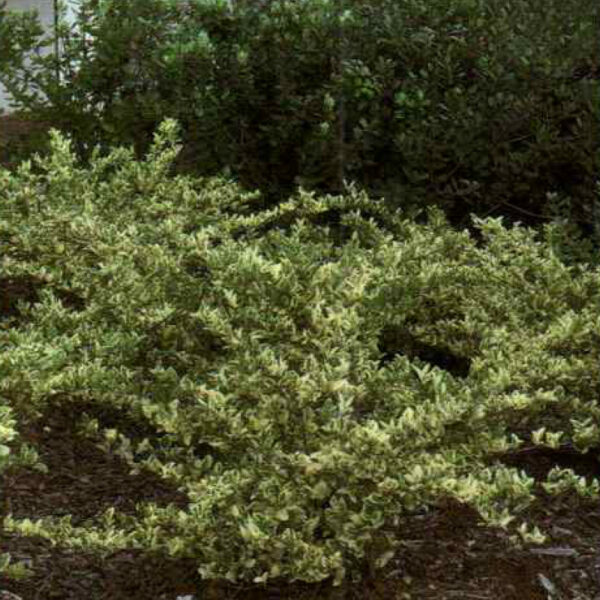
(1, 0), (598, 243)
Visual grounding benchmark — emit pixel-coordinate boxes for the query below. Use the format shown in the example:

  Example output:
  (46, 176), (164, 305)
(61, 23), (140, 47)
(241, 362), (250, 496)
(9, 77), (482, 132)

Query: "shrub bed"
(0, 120), (599, 586)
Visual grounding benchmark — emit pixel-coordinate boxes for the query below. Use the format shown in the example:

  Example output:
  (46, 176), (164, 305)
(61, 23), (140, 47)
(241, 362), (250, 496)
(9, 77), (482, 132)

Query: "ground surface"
(1, 397), (599, 600)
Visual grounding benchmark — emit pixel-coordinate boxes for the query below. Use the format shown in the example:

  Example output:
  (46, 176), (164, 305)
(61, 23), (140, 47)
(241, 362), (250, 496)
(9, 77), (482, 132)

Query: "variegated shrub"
(0, 119), (599, 586)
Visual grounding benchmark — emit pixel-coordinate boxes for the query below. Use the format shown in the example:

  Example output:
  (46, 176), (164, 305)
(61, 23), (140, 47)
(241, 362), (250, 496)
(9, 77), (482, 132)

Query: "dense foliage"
(1, 0), (599, 242)
(0, 120), (599, 584)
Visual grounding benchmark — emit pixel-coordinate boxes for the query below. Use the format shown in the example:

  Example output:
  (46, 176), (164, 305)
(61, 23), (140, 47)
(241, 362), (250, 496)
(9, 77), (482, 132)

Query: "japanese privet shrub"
(0, 119), (599, 586)
(1, 0), (599, 241)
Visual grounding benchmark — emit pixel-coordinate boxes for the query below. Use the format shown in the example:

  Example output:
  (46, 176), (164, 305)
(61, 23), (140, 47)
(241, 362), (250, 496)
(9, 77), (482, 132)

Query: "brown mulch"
(1, 394), (598, 600)
(0, 272), (599, 600)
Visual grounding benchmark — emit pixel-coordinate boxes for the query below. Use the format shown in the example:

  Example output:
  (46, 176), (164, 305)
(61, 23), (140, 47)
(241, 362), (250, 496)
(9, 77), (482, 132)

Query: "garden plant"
(0, 120), (599, 597)
(0, 0), (599, 597)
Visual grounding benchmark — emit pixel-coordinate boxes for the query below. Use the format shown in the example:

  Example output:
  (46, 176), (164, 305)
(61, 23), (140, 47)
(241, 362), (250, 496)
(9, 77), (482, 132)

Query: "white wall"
(0, 0), (77, 113)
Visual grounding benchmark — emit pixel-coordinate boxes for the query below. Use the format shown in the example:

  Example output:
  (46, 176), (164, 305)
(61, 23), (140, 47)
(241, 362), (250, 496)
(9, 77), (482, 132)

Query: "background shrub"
(1, 0), (599, 247)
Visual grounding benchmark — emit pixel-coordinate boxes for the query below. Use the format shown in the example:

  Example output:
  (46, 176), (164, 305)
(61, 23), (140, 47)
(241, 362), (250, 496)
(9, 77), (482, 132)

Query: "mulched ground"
(1, 394), (599, 600)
